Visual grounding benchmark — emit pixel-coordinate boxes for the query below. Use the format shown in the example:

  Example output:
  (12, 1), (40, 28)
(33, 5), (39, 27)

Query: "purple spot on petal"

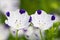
(13, 31), (15, 33)
(6, 12), (10, 17)
(19, 9), (25, 14)
(29, 16), (32, 22)
(26, 35), (29, 38)
(23, 29), (27, 32)
(35, 34), (38, 37)
(4, 24), (10, 29)
(51, 15), (55, 20)
(37, 10), (41, 15)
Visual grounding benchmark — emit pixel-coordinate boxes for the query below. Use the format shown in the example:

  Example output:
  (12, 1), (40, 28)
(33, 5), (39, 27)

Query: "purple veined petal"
(29, 16), (32, 22)
(51, 15), (55, 20)
(4, 24), (10, 29)
(19, 9), (25, 14)
(6, 11), (10, 17)
(37, 10), (42, 15)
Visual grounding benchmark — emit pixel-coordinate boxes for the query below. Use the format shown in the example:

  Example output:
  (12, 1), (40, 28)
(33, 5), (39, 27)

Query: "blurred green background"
(0, 0), (60, 40)
(20, 0), (60, 15)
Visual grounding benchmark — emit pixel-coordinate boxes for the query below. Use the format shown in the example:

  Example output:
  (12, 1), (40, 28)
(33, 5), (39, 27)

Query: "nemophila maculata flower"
(5, 9), (30, 30)
(31, 10), (57, 31)
(23, 26), (41, 40)
(4, 8), (59, 40)
(24, 26), (37, 40)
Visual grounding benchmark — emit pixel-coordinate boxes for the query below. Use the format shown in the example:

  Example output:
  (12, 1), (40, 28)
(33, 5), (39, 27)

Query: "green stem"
(40, 30), (44, 40)
(16, 30), (18, 40)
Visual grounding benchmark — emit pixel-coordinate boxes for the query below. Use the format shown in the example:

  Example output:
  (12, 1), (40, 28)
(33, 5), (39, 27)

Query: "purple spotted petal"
(19, 9), (25, 14)
(4, 24), (10, 29)
(29, 16), (32, 22)
(51, 15), (55, 20)
(6, 11), (10, 17)
(37, 10), (41, 15)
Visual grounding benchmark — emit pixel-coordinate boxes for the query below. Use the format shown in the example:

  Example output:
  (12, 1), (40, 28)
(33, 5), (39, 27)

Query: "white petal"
(31, 10), (57, 31)
(5, 9), (30, 30)
(24, 26), (34, 36)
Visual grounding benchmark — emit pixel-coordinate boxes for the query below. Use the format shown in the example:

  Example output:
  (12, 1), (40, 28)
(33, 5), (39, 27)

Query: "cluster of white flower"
(5, 9), (59, 40)
(0, 0), (59, 40)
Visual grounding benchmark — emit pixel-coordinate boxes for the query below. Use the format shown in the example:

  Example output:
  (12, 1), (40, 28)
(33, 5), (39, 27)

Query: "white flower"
(24, 26), (41, 40)
(24, 26), (35, 40)
(31, 10), (58, 31)
(24, 26), (34, 37)
(5, 9), (30, 30)
(0, 24), (9, 40)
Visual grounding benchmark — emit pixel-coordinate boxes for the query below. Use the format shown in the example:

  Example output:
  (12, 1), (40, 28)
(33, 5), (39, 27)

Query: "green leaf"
(0, 12), (7, 24)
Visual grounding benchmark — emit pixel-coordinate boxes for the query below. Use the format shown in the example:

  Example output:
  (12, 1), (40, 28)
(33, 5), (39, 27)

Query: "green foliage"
(53, 22), (60, 28)
(20, 0), (60, 15)
(45, 22), (60, 40)
(7, 33), (16, 40)
(0, 12), (7, 24)
(18, 35), (27, 40)
(8, 33), (27, 40)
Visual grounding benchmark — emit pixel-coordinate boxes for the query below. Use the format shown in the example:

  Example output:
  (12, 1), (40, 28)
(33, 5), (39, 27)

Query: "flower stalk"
(16, 30), (18, 40)
(40, 30), (44, 40)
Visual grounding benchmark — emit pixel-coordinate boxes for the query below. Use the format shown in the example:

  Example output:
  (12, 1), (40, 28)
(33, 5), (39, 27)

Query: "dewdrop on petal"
(31, 10), (58, 31)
